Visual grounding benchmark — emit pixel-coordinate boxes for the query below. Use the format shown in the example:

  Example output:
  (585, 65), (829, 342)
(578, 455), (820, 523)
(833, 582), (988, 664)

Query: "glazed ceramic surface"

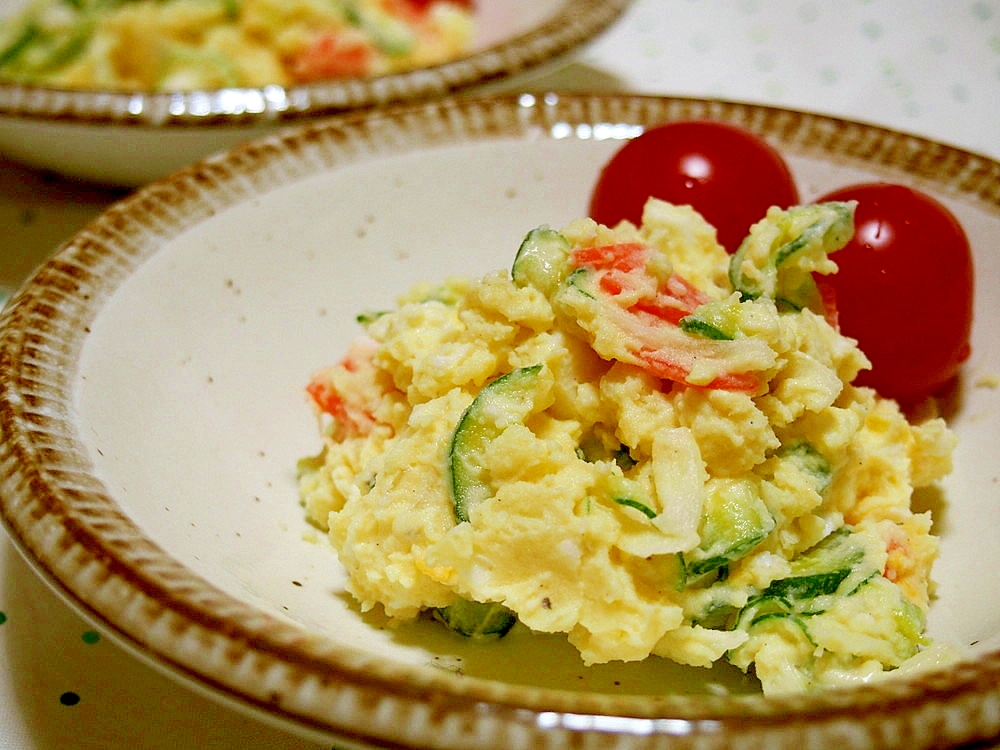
(1, 93), (999, 749)
(0, 0), (630, 185)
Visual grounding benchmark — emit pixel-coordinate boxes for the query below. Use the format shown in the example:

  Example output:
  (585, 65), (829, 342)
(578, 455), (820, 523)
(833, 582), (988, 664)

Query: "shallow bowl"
(1, 93), (999, 749)
(0, 0), (629, 185)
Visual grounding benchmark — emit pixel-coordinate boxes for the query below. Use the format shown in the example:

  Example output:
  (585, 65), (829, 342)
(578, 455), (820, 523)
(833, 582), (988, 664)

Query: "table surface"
(2, 1), (999, 748)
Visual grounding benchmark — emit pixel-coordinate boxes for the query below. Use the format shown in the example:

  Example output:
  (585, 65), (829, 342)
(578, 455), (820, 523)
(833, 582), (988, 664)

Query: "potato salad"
(0, 0), (473, 91)
(298, 198), (956, 695)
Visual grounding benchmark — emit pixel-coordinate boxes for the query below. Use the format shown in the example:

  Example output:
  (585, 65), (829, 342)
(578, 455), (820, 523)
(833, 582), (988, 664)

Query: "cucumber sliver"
(0, 22), (38, 69)
(761, 527), (869, 603)
(683, 479), (775, 579)
(433, 598), (517, 639)
(448, 365), (543, 523)
(763, 569), (851, 600)
(614, 496), (657, 519)
(511, 227), (571, 297)
(728, 201), (855, 306)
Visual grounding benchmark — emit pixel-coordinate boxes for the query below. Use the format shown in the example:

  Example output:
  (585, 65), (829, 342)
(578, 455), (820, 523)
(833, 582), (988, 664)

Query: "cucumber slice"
(778, 441), (832, 493)
(887, 584), (926, 644)
(678, 316), (732, 341)
(361, 10), (416, 56)
(614, 496), (657, 519)
(37, 24), (90, 71)
(576, 432), (636, 471)
(765, 569), (852, 600)
(613, 444), (637, 471)
(736, 594), (793, 627)
(564, 267), (596, 299)
(691, 600), (741, 630)
(761, 527), (871, 603)
(727, 528), (881, 645)
(746, 611), (815, 645)
(0, 1), (96, 77)
(729, 201), (855, 310)
(683, 479), (776, 578)
(448, 365), (544, 523)
(432, 598), (517, 639)
(731, 595), (816, 646)
(511, 227), (571, 297)
(0, 22), (38, 69)
(356, 309), (389, 326)
(678, 297), (743, 341)
(785, 527), (863, 575)
(343, 0), (416, 55)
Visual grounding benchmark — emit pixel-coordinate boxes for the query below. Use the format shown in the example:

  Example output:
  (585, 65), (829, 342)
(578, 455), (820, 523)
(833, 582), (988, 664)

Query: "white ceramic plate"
(1, 93), (1000, 749)
(0, 0), (630, 186)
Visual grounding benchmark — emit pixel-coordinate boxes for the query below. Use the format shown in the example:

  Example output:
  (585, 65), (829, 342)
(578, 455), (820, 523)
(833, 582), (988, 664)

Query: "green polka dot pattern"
(573, 0), (1000, 159)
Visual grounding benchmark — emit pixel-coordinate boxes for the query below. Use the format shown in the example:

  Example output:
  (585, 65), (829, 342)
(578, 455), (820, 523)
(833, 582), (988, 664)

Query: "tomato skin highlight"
(588, 120), (800, 253)
(814, 182), (974, 404)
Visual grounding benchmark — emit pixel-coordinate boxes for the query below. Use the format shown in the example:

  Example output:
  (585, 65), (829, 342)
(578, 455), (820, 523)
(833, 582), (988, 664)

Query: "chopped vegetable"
(433, 598), (517, 639)
(448, 365), (547, 523)
(728, 201), (855, 313)
(682, 479), (775, 579)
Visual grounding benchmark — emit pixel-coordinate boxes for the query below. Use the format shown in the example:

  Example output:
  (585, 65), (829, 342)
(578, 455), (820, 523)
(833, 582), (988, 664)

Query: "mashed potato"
(298, 198), (956, 695)
(0, 0), (473, 90)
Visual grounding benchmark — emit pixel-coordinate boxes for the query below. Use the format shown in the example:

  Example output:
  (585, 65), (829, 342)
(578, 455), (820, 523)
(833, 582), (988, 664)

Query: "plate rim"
(2, 91), (1000, 749)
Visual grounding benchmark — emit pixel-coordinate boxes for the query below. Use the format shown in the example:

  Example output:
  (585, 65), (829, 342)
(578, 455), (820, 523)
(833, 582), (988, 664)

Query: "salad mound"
(298, 198), (956, 695)
(0, 0), (473, 91)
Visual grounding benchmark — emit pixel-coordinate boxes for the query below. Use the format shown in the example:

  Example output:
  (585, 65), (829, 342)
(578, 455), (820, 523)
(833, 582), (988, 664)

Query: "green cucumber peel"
(511, 227), (571, 297)
(763, 569), (852, 600)
(448, 365), (544, 523)
(678, 316), (733, 341)
(778, 441), (832, 493)
(564, 267), (596, 299)
(0, 22), (39, 68)
(758, 527), (873, 607)
(432, 599), (517, 639)
(614, 496), (657, 519)
(682, 480), (775, 580)
(362, 11), (415, 56)
(728, 201), (855, 309)
(356, 309), (390, 326)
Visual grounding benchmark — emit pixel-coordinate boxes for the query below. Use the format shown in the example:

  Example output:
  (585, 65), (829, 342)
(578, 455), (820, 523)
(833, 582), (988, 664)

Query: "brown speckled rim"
(2, 93), (1000, 750)
(0, 0), (631, 126)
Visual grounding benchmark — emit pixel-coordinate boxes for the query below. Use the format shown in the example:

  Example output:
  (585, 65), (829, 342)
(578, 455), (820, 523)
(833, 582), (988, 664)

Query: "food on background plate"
(0, 0), (474, 91)
(298, 196), (958, 696)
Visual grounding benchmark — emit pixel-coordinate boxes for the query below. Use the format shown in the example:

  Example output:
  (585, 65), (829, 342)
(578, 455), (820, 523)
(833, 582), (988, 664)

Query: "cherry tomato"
(815, 182), (974, 404)
(588, 120), (800, 253)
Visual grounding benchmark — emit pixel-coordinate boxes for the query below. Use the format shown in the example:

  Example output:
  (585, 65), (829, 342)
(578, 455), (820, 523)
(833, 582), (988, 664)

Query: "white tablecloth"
(1, 1), (998, 747)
